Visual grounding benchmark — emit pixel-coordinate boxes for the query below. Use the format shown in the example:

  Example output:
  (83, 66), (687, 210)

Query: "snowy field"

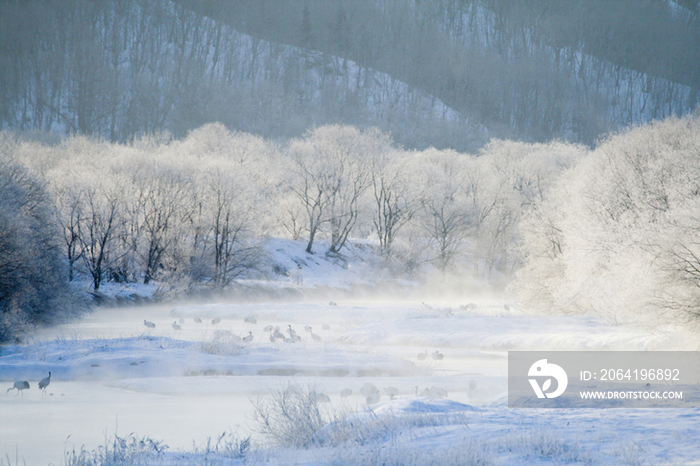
(2, 293), (700, 465)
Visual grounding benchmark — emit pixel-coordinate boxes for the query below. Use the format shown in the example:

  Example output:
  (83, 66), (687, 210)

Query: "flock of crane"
(312, 382), (448, 406)
(142, 314), (449, 405)
(143, 315), (328, 344)
(7, 372), (51, 397)
(8, 308), (450, 403)
(144, 317), (447, 365)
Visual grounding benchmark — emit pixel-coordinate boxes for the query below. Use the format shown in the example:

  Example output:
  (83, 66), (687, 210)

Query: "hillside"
(1, 0), (698, 150)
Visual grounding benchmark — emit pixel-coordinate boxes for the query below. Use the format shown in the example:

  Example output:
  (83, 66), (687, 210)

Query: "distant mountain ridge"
(1, 0), (697, 150)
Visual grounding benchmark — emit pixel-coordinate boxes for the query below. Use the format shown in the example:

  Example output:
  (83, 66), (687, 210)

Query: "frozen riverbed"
(1, 299), (698, 465)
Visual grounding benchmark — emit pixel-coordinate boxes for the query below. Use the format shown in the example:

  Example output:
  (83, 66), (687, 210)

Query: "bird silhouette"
(244, 315), (257, 324)
(287, 325), (301, 342)
(7, 381), (30, 396)
(305, 326), (322, 342)
(38, 372), (51, 395)
(429, 386), (448, 398)
(242, 331), (254, 343)
(417, 350), (427, 360)
(211, 317), (221, 325)
(415, 386), (430, 396)
(273, 326), (285, 340)
(263, 325), (275, 342)
(432, 350), (444, 360)
(384, 386), (399, 400)
(194, 317), (202, 323)
(172, 321), (182, 330)
(366, 393), (380, 405)
(143, 320), (155, 329)
(360, 383), (379, 397)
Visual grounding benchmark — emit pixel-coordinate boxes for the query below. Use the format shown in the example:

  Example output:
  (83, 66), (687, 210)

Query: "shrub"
(251, 384), (337, 448)
(200, 330), (241, 356)
(63, 434), (166, 466)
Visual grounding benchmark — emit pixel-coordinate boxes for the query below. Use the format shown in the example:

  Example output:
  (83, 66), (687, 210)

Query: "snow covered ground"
(1, 243), (699, 465)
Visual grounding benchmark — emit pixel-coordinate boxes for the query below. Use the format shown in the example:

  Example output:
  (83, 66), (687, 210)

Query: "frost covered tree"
(370, 148), (419, 256)
(513, 114), (700, 328)
(131, 165), (194, 284)
(178, 123), (274, 287)
(0, 158), (74, 342)
(477, 139), (584, 276)
(53, 184), (84, 282)
(78, 183), (122, 291)
(288, 125), (378, 254)
(416, 149), (473, 272)
(204, 170), (263, 288)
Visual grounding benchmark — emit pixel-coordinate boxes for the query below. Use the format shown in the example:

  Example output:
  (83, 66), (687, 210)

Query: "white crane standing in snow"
(287, 325), (301, 342)
(263, 325), (275, 342)
(143, 320), (155, 329)
(172, 321), (182, 330)
(305, 326), (321, 342)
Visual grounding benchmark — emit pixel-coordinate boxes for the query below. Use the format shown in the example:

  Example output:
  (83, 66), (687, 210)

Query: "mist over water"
(4, 292), (690, 465)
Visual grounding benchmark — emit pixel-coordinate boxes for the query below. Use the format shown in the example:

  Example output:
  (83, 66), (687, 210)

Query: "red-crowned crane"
(39, 372), (51, 395)
(7, 381), (30, 396)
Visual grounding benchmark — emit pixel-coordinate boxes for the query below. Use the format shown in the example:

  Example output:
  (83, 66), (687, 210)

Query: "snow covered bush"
(251, 384), (339, 448)
(200, 330), (241, 356)
(63, 433), (166, 466)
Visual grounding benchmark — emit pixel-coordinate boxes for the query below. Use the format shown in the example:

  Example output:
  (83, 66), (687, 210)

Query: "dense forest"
(1, 0), (698, 150)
